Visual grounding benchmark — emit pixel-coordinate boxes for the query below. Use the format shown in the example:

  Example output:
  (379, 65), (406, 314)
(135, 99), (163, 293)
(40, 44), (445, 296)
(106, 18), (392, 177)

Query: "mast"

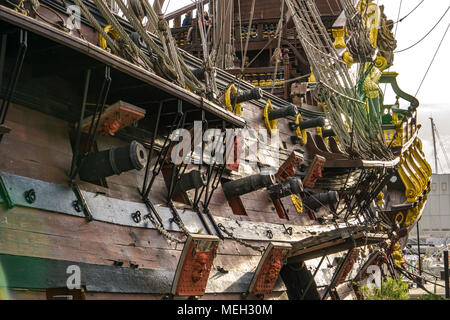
(213, 0), (234, 69)
(430, 117), (438, 174)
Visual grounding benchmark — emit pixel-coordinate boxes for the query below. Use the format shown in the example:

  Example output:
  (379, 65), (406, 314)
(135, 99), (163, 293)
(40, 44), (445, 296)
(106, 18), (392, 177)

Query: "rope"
(392, 0), (424, 25)
(72, 0), (120, 55)
(394, 6), (449, 53)
(415, 21), (449, 96)
(270, 0), (285, 94)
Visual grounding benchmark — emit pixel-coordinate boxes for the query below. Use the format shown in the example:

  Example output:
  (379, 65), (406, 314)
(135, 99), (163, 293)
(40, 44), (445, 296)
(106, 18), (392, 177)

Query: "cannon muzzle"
(322, 129), (336, 138)
(290, 117), (326, 131)
(230, 87), (263, 104)
(303, 191), (339, 211)
(172, 170), (207, 195)
(191, 68), (206, 81)
(268, 105), (298, 121)
(79, 141), (147, 182)
(222, 174), (276, 200)
(268, 178), (303, 200)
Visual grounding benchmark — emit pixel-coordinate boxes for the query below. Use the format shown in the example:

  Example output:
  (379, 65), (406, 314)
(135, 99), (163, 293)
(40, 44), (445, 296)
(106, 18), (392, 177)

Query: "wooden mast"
(213, 0), (234, 69)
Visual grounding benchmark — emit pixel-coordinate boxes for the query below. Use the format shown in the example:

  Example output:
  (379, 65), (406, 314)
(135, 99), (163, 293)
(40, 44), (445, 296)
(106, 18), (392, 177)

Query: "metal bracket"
(70, 66), (111, 180)
(0, 175), (14, 209)
(71, 180), (93, 222)
(0, 29), (28, 143)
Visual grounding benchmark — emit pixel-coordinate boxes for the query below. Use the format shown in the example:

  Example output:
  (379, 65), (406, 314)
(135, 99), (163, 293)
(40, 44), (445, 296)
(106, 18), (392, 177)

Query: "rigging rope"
(394, 6), (449, 53)
(415, 21), (449, 96)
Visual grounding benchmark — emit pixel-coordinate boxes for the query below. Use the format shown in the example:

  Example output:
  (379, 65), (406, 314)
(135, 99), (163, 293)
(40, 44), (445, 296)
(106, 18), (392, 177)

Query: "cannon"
(222, 174), (276, 200)
(78, 141), (147, 182)
(267, 105), (298, 121)
(191, 68), (206, 81)
(302, 191), (339, 211)
(171, 170), (207, 195)
(268, 178), (303, 200)
(230, 87), (263, 104)
(322, 129), (336, 138)
(289, 117), (326, 131)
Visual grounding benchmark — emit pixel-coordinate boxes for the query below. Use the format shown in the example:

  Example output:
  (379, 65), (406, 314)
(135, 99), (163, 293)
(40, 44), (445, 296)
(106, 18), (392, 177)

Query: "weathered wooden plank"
(0, 254), (286, 294)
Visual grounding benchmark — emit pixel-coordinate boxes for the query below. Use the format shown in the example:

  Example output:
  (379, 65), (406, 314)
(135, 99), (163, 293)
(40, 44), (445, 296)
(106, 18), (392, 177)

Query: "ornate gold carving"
(377, 5), (397, 68)
(362, 65), (382, 98)
(332, 28), (347, 49)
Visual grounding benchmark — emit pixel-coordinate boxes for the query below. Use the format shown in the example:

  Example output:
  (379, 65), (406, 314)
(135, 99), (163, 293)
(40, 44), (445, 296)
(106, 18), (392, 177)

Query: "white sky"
(161, 0), (450, 172)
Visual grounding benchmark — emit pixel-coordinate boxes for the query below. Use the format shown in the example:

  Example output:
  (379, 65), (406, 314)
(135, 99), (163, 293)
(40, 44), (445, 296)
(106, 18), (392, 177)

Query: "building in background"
(411, 174), (450, 241)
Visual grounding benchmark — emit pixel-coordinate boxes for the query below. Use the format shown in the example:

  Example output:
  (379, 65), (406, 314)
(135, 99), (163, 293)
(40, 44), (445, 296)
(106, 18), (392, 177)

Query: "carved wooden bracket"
(249, 242), (291, 296)
(303, 155), (326, 189)
(275, 151), (304, 183)
(171, 235), (219, 297)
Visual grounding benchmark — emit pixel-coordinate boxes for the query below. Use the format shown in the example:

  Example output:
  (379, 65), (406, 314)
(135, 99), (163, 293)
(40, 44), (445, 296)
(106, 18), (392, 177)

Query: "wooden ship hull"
(0, 0), (431, 300)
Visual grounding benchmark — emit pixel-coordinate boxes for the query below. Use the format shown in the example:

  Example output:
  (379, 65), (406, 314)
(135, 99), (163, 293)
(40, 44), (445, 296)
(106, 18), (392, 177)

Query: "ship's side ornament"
(171, 235), (220, 297)
(248, 242), (292, 297)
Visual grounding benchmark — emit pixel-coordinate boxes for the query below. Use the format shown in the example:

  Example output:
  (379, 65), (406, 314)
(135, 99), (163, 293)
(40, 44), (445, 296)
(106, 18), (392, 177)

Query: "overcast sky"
(161, 0), (450, 173)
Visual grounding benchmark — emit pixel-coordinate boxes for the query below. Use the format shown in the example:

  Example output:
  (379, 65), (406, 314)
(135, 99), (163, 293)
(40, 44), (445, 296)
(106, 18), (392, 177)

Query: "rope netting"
(286, 0), (393, 161)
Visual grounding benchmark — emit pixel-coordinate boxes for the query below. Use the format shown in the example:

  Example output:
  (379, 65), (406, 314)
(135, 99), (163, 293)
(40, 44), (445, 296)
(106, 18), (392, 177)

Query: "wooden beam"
(288, 233), (388, 263)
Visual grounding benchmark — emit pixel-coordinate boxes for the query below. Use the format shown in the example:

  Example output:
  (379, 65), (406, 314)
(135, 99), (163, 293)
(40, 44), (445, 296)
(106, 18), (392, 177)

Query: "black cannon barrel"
(79, 141), (147, 182)
(268, 105), (298, 121)
(130, 32), (147, 49)
(191, 68), (205, 81)
(303, 191), (339, 211)
(230, 87), (263, 104)
(172, 170), (207, 195)
(290, 117), (326, 131)
(222, 174), (276, 200)
(268, 178), (303, 200)
(322, 129), (336, 138)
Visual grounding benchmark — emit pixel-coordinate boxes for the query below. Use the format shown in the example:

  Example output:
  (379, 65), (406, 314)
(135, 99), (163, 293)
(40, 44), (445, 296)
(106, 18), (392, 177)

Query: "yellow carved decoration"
(377, 192), (385, 206)
(392, 121), (404, 147)
(394, 212), (404, 225)
(375, 55), (388, 71)
(392, 243), (404, 267)
(398, 140), (432, 204)
(316, 127), (323, 136)
(408, 150), (430, 189)
(308, 67), (316, 83)
(362, 65), (382, 98)
(413, 139), (432, 177)
(291, 194), (303, 214)
(98, 25), (120, 50)
(318, 102), (328, 112)
(224, 84), (242, 116)
(398, 155), (420, 202)
(405, 151), (427, 192)
(357, 0), (381, 48)
(343, 50), (354, 68)
(294, 113), (308, 146)
(332, 28), (347, 49)
(263, 99), (277, 137)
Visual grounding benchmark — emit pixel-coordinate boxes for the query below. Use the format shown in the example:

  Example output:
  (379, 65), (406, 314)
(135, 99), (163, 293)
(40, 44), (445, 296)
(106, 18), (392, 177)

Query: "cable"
(434, 122), (450, 172)
(415, 21), (449, 96)
(395, 6), (449, 53)
(392, 0), (425, 26)
(394, 0), (403, 38)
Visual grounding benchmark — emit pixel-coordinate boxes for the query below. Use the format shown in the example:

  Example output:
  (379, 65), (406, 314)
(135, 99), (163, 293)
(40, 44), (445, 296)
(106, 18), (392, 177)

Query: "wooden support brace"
(248, 242), (292, 296)
(171, 234), (220, 297)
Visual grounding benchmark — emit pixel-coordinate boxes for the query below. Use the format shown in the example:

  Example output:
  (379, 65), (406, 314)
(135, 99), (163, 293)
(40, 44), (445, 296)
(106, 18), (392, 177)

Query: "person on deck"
(182, 11), (193, 27)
